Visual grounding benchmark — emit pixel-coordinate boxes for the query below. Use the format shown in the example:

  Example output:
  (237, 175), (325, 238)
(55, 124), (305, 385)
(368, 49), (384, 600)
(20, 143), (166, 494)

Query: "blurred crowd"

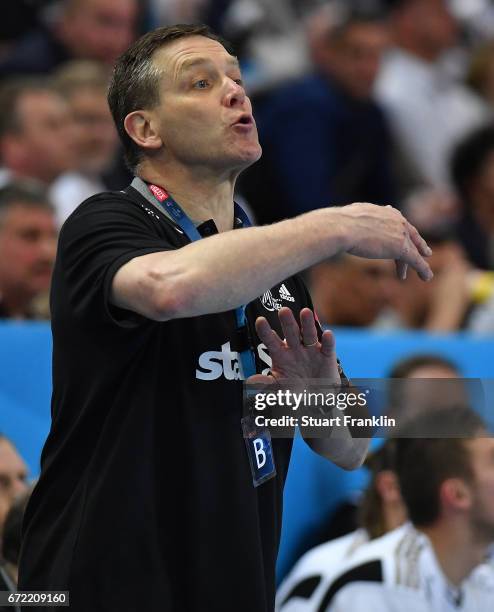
(2, 0), (494, 328)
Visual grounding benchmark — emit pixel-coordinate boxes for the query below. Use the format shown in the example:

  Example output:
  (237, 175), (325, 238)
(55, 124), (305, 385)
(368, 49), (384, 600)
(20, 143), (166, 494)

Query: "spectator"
(291, 406), (494, 611)
(388, 352), (460, 379)
(387, 238), (487, 331)
(241, 0), (395, 224)
(308, 255), (399, 328)
(276, 353), (464, 600)
(276, 439), (406, 611)
(0, 0), (139, 77)
(1, 487), (32, 588)
(0, 434), (28, 537)
(208, 0), (310, 94)
(50, 61), (121, 225)
(0, 78), (78, 187)
(375, 0), (489, 190)
(309, 239), (486, 332)
(0, 182), (57, 319)
(451, 123), (494, 270)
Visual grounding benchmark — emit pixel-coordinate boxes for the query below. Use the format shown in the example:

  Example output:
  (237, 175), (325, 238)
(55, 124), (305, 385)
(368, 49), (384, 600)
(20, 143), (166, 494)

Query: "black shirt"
(18, 185), (317, 612)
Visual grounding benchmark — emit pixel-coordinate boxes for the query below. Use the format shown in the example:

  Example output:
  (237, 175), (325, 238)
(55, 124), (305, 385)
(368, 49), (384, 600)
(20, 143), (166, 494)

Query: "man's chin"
(236, 143), (263, 167)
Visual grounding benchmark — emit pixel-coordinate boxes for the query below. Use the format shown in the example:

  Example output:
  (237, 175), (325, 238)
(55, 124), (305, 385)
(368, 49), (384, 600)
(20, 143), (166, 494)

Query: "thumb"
(246, 373), (276, 385)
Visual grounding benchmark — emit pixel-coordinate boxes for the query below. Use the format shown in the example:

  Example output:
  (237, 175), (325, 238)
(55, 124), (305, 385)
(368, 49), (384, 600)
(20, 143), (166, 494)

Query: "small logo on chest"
(261, 290), (282, 312)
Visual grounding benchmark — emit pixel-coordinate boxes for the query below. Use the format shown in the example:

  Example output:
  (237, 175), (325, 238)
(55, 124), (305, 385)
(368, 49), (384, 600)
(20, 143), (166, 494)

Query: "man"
(18, 25), (432, 612)
(276, 354), (463, 611)
(0, 182), (57, 319)
(0, 434), (28, 536)
(1, 487), (32, 589)
(451, 124), (494, 271)
(375, 0), (489, 190)
(50, 61), (121, 225)
(299, 407), (494, 611)
(241, 1), (395, 224)
(308, 255), (398, 327)
(0, 433), (28, 609)
(0, 78), (78, 187)
(0, 0), (139, 77)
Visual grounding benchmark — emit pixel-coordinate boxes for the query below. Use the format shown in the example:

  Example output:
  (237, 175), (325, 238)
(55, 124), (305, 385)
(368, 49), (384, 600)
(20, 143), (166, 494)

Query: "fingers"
(255, 316), (284, 352)
(395, 260), (408, 281)
(299, 308), (319, 346)
(320, 329), (336, 358)
(278, 307), (303, 348)
(401, 238), (433, 281)
(406, 221), (432, 257)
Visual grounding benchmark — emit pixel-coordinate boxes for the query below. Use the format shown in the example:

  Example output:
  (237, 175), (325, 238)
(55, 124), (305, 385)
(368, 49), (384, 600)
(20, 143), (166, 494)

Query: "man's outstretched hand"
(248, 307), (341, 384)
(338, 203), (434, 281)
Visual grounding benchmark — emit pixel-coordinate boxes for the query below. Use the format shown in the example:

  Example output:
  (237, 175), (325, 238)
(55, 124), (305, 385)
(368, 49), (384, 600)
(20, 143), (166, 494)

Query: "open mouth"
(232, 114), (253, 126)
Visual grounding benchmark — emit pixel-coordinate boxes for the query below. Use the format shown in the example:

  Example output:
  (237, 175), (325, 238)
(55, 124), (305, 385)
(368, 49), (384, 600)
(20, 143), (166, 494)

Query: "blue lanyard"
(147, 183), (257, 380)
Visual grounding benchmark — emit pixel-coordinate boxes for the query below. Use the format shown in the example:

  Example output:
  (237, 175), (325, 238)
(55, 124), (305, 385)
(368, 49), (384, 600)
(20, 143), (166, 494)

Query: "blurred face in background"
(59, 0), (138, 66)
(68, 86), (119, 174)
(325, 21), (389, 99)
(394, 0), (458, 61)
(310, 255), (398, 326)
(3, 90), (78, 183)
(0, 203), (57, 302)
(0, 438), (28, 530)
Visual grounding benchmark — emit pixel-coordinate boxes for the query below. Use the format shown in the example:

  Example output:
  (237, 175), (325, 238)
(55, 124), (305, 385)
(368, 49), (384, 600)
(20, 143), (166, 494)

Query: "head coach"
(18, 24), (433, 612)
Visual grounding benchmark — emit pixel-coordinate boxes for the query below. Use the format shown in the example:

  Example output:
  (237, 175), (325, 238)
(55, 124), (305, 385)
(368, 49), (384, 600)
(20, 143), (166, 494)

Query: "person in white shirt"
(276, 438), (405, 611)
(276, 354), (464, 611)
(321, 406), (494, 611)
(375, 0), (489, 190)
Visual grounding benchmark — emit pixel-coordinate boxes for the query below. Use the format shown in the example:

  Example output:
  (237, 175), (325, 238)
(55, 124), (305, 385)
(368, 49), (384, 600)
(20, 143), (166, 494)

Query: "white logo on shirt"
(261, 290), (282, 312)
(196, 341), (272, 381)
(279, 283), (295, 302)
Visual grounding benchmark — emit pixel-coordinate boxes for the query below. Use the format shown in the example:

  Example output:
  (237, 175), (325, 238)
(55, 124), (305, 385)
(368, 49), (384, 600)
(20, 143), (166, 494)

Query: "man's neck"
(420, 521), (488, 586)
(139, 160), (238, 233)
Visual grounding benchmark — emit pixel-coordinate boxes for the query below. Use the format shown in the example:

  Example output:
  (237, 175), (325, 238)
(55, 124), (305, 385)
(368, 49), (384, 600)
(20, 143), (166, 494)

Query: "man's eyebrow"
(178, 56), (240, 75)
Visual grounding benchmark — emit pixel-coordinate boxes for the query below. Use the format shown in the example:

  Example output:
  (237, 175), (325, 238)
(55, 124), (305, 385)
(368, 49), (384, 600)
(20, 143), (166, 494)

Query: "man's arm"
(111, 203), (432, 321)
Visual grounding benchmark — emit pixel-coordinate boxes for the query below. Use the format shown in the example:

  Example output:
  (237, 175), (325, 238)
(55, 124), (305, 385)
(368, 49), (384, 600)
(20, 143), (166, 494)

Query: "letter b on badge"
(241, 415), (276, 487)
(253, 438), (266, 469)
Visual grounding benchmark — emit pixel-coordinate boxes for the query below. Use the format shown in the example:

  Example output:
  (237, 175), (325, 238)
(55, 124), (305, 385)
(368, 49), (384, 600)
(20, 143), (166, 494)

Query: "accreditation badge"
(241, 414), (276, 487)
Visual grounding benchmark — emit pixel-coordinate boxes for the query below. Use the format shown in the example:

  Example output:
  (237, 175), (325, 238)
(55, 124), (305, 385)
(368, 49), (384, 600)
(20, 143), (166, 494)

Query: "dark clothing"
(0, 25), (70, 78)
(18, 184), (316, 611)
(457, 212), (494, 270)
(243, 73), (395, 224)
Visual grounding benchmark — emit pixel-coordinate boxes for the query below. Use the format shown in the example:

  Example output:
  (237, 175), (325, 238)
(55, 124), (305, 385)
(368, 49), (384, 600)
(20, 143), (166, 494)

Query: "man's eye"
(194, 79), (209, 89)
(234, 79), (244, 87)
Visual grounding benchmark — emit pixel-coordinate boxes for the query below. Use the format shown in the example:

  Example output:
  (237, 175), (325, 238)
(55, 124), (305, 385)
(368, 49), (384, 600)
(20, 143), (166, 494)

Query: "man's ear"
(124, 111), (162, 152)
(441, 478), (472, 514)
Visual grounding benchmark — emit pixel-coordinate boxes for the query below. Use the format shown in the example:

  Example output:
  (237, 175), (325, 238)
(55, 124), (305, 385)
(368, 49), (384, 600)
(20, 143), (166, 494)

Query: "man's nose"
(224, 79), (246, 107)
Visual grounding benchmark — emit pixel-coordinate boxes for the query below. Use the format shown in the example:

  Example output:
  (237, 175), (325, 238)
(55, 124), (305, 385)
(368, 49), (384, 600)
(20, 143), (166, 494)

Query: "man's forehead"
(154, 36), (238, 75)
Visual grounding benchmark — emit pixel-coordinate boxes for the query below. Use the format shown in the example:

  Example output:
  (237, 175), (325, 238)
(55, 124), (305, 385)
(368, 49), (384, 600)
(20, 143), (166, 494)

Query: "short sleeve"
(57, 195), (175, 327)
